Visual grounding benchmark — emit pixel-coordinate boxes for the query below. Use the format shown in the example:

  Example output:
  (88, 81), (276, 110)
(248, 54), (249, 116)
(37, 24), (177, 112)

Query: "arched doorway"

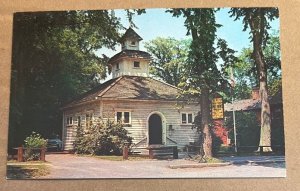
(148, 114), (163, 144)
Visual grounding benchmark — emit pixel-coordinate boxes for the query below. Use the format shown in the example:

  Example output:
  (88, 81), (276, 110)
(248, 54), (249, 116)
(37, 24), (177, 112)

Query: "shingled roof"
(108, 49), (151, 64)
(63, 76), (182, 108)
(224, 89), (283, 112)
(119, 28), (143, 42)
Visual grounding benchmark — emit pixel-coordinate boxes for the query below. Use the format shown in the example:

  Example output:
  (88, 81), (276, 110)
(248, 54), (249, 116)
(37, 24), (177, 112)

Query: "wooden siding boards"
(62, 98), (200, 151)
(61, 76), (200, 151)
(63, 102), (101, 150)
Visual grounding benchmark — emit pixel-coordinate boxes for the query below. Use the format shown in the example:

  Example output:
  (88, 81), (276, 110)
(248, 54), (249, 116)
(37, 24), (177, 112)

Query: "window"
(188, 113), (193, 124)
(77, 116), (81, 127)
(131, 41), (136, 45)
(116, 111), (131, 124)
(124, 112), (130, 124)
(66, 117), (73, 125)
(116, 63), (120, 70)
(133, 61), (140, 68)
(86, 113), (93, 128)
(182, 114), (187, 124)
(181, 113), (193, 124)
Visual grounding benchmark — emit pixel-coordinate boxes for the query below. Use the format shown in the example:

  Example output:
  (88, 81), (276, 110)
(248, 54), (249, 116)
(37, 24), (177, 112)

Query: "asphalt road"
(43, 154), (286, 179)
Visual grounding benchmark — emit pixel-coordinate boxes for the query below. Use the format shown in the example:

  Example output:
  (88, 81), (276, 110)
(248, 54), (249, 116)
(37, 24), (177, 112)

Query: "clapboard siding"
(63, 102), (100, 150)
(62, 99), (200, 150)
(102, 100), (200, 149)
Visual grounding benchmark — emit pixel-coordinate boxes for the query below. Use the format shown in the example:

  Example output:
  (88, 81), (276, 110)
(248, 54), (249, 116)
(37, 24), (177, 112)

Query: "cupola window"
(133, 61), (140, 68)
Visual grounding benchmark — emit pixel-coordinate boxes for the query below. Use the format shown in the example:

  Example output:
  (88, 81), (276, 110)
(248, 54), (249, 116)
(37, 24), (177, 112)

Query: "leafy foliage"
(229, 8), (279, 150)
(23, 132), (47, 161)
(24, 132), (47, 148)
(144, 37), (190, 86)
(225, 112), (260, 151)
(9, 11), (123, 149)
(168, 8), (237, 157)
(74, 120), (132, 155)
(228, 32), (281, 100)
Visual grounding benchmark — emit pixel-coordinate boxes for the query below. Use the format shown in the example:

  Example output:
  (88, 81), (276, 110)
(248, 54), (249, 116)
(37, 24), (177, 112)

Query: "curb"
(230, 159), (285, 165)
(7, 162), (51, 166)
(169, 162), (231, 169)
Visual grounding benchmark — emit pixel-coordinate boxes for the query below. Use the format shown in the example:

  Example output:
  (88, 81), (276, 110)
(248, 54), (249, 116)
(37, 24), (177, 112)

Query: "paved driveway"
(43, 154), (286, 179)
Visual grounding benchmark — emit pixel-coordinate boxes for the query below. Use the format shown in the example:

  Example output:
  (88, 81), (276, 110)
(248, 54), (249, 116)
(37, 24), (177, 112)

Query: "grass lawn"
(6, 161), (50, 179)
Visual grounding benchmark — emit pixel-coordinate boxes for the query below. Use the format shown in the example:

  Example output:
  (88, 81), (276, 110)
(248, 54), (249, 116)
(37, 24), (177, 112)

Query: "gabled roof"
(108, 49), (151, 64)
(224, 89), (283, 112)
(224, 99), (261, 112)
(62, 76), (182, 108)
(119, 28), (143, 42)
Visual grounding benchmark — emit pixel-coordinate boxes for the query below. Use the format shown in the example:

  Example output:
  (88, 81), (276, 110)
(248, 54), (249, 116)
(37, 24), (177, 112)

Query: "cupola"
(108, 28), (151, 78)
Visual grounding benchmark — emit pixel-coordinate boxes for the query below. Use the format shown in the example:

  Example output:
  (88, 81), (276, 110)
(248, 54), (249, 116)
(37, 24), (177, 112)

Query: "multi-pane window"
(133, 61), (140, 68)
(66, 117), (73, 125)
(86, 113), (93, 128)
(116, 111), (131, 124)
(181, 113), (193, 124)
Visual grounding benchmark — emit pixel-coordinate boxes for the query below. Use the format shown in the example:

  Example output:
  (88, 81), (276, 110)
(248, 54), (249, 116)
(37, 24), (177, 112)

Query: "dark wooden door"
(149, 114), (162, 144)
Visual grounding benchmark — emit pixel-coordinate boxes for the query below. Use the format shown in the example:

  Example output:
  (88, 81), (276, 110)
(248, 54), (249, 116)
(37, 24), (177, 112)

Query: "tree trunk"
(252, 24), (272, 152)
(201, 87), (213, 157)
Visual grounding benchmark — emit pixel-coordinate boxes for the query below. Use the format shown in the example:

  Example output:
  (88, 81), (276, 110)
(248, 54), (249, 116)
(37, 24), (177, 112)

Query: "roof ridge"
(148, 77), (182, 91)
(98, 76), (124, 97)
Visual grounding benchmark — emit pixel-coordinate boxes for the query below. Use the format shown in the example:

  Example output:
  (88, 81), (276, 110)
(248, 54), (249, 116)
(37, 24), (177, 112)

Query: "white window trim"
(76, 115), (82, 127)
(181, 112), (194, 125)
(85, 112), (94, 128)
(115, 111), (131, 124)
(66, 116), (74, 126)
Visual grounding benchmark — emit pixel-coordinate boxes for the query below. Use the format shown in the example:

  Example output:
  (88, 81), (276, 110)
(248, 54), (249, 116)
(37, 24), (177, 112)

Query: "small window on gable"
(134, 61), (140, 68)
(116, 111), (131, 124)
(116, 63), (120, 70)
(181, 113), (194, 125)
(131, 41), (136, 45)
(67, 116), (73, 125)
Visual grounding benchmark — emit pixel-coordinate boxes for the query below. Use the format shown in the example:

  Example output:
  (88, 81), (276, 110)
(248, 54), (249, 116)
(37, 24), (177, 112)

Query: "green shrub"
(74, 120), (132, 155)
(24, 132), (47, 161)
(225, 111), (260, 152)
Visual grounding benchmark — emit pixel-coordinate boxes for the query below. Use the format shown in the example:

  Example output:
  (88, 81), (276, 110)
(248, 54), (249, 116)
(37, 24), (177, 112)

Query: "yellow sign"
(212, 97), (224, 119)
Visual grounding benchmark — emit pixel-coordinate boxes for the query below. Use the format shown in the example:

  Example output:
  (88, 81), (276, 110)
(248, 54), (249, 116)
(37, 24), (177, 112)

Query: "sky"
(97, 8), (280, 80)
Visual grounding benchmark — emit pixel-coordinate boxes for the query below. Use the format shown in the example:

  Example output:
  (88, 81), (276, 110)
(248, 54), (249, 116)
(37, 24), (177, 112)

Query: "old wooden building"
(61, 28), (200, 151)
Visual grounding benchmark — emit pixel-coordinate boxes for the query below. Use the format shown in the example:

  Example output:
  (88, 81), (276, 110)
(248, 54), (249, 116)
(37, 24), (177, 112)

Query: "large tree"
(229, 8), (279, 151)
(9, 11), (122, 148)
(168, 8), (236, 158)
(144, 37), (189, 86)
(231, 33), (281, 100)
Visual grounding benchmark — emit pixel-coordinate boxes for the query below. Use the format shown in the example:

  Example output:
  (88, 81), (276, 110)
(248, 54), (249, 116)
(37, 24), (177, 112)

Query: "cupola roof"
(119, 28), (143, 42)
